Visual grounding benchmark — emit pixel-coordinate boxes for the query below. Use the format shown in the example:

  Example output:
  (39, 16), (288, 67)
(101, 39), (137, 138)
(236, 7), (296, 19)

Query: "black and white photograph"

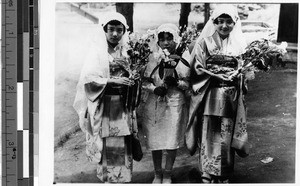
(52, 1), (298, 184)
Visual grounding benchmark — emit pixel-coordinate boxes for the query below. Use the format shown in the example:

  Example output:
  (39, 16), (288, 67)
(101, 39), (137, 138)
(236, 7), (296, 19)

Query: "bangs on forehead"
(213, 13), (235, 24)
(107, 20), (124, 26)
(103, 19), (126, 33)
(218, 13), (233, 20)
(158, 32), (174, 40)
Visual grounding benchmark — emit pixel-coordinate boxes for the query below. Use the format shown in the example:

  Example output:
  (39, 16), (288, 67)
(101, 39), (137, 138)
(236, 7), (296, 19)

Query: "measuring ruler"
(2, 0), (39, 185)
(2, 0), (18, 186)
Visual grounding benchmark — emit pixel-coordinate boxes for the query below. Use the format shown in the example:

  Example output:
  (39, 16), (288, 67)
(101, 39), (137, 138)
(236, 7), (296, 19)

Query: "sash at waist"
(105, 86), (127, 95)
(210, 79), (238, 88)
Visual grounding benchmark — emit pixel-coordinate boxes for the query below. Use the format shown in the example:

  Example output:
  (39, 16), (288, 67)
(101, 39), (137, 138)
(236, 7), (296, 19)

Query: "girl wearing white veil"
(73, 12), (137, 183)
(186, 4), (249, 183)
(141, 23), (191, 183)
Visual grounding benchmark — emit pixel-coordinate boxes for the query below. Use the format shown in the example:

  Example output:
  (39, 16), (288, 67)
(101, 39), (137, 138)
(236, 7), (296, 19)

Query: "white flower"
(171, 61), (177, 66)
(278, 41), (288, 54)
(162, 49), (170, 56)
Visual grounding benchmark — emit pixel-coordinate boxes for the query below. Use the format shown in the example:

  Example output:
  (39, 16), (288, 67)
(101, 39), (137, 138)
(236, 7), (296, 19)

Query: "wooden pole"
(204, 3), (210, 25)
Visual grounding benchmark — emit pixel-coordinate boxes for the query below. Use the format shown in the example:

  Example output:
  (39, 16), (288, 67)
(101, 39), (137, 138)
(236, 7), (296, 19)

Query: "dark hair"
(103, 20), (126, 33)
(158, 32), (174, 41)
(213, 13), (233, 24)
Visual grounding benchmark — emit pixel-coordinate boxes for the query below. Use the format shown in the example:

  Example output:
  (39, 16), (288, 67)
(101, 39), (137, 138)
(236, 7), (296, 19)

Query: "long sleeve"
(192, 38), (207, 76)
(84, 81), (107, 102)
(190, 39), (211, 94)
(185, 40), (211, 155)
(176, 50), (191, 90)
(73, 41), (109, 133)
(81, 46), (109, 102)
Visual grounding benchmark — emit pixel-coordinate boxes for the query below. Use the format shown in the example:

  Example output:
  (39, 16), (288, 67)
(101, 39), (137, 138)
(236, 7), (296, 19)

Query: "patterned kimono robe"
(83, 43), (137, 183)
(188, 31), (249, 177)
(141, 44), (191, 150)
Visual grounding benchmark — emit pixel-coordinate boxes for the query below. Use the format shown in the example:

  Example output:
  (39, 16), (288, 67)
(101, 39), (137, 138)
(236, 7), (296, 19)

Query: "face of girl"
(214, 17), (235, 38)
(158, 32), (176, 53)
(105, 24), (125, 45)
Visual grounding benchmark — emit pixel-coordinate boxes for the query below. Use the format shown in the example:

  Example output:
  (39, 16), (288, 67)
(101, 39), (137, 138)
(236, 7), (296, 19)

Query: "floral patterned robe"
(189, 31), (249, 178)
(84, 43), (137, 183)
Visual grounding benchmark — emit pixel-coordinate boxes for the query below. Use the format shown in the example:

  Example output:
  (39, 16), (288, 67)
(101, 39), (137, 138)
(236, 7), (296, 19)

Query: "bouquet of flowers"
(228, 39), (287, 79)
(112, 32), (153, 111)
(112, 32), (152, 79)
(148, 29), (194, 97)
(150, 24), (199, 81)
(126, 32), (153, 75)
(180, 23), (201, 46)
(149, 34), (191, 81)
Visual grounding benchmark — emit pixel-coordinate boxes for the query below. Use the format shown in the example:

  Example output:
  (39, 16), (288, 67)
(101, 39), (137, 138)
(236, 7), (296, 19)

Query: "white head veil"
(147, 23), (181, 62)
(198, 4), (247, 55)
(101, 12), (129, 29)
(100, 12), (130, 52)
(73, 12), (129, 132)
(156, 23), (180, 44)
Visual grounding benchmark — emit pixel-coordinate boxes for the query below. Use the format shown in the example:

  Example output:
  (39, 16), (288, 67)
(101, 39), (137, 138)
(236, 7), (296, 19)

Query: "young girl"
(187, 4), (250, 183)
(73, 12), (137, 183)
(141, 23), (191, 184)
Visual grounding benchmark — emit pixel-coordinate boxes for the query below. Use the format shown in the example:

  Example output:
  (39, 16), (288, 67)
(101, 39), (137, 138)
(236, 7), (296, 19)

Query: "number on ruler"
(8, 0), (14, 7)
(7, 85), (14, 90)
(12, 148), (16, 159)
(7, 141), (16, 159)
(34, 29), (38, 35)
